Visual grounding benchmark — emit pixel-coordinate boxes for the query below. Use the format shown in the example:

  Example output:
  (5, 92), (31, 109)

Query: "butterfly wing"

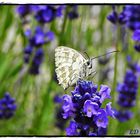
(55, 46), (87, 89)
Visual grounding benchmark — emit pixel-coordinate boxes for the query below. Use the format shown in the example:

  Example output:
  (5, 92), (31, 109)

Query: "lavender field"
(0, 5), (140, 136)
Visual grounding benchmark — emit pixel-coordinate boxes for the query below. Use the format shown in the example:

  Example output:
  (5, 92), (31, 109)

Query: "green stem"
(29, 79), (53, 134)
(112, 25), (120, 105)
(59, 7), (68, 45)
(29, 59), (55, 134)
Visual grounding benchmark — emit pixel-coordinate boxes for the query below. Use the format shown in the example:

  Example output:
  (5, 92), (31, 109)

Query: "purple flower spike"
(61, 80), (115, 136)
(99, 85), (111, 103)
(56, 5), (66, 17)
(107, 11), (118, 24)
(117, 69), (138, 108)
(122, 5), (140, 31)
(106, 102), (115, 118)
(27, 26), (54, 47)
(84, 100), (99, 117)
(115, 110), (133, 122)
(16, 5), (32, 17)
(28, 47), (44, 75)
(0, 92), (17, 119)
(95, 109), (108, 128)
(116, 57), (140, 122)
(68, 5), (79, 20)
(35, 6), (56, 23)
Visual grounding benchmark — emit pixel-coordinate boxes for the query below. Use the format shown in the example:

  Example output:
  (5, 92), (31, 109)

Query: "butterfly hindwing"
(55, 46), (87, 89)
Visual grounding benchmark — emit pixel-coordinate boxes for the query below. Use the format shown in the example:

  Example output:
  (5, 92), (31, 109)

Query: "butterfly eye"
(87, 61), (90, 66)
(86, 60), (92, 69)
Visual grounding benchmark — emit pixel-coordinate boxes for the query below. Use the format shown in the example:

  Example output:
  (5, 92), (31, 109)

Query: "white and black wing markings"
(55, 46), (88, 90)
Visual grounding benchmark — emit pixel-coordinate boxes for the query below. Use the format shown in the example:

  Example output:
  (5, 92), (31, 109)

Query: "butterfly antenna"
(91, 50), (120, 60)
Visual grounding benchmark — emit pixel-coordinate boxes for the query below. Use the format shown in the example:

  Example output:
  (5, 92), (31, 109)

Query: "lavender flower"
(24, 45), (33, 63)
(134, 45), (140, 52)
(132, 30), (140, 41)
(0, 93), (16, 119)
(25, 26), (54, 47)
(132, 30), (140, 52)
(68, 5), (79, 20)
(54, 94), (63, 104)
(23, 26), (54, 75)
(107, 5), (140, 52)
(29, 48), (44, 75)
(107, 6), (126, 25)
(121, 5), (140, 31)
(61, 80), (115, 136)
(53, 94), (69, 131)
(99, 85), (111, 103)
(62, 95), (75, 119)
(106, 102), (115, 118)
(84, 100), (99, 117)
(117, 70), (138, 108)
(94, 109), (108, 128)
(66, 121), (78, 136)
(115, 57), (140, 122)
(126, 55), (140, 73)
(114, 110), (133, 122)
(35, 5), (65, 24)
(107, 6), (118, 24)
(120, 5), (140, 52)
(97, 127), (107, 136)
(108, 5), (140, 29)
(56, 5), (66, 17)
(16, 5), (39, 25)
(16, 5), (36, 17)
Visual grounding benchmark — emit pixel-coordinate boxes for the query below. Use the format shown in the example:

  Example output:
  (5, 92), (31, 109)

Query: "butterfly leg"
(88, 71), (97, 79)
(68, 73), (81, 87)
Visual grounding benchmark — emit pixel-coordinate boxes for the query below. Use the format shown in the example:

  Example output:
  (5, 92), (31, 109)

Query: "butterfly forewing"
(55, 46), (87, 89)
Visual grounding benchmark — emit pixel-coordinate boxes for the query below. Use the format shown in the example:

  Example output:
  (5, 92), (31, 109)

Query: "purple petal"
(24, 29), (32, 38)
(84, 100), (99, 117)
(46, 31), (54, 42)
(94, 109), (108, 128)
(66, 121), (78, 136)
(132, 30), (140, 42)
(106, 102), (115, 118)
(99, 85), (111, 103)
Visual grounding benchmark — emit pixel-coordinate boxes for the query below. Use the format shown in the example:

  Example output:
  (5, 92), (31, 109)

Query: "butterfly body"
(55, 46), (96, 89)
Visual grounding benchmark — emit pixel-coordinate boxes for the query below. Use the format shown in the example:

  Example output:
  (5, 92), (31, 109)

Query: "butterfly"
(55, 46), (96, 90)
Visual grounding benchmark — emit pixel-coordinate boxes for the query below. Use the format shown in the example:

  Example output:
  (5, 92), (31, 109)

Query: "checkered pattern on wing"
(55, 46), (86, 89)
